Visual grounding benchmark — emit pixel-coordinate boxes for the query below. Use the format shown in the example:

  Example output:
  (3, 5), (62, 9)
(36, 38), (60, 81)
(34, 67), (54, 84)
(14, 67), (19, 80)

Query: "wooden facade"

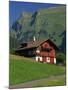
(35, 41), (56, 64)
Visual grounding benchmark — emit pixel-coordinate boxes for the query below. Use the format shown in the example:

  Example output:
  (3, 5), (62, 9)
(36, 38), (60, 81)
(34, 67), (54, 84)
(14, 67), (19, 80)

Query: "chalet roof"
(16, 39), (59, 51)
(16, 40), (44, 51)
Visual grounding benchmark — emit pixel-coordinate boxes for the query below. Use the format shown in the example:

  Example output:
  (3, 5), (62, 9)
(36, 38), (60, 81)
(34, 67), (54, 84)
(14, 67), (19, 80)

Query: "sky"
(9, 1), (64, 27)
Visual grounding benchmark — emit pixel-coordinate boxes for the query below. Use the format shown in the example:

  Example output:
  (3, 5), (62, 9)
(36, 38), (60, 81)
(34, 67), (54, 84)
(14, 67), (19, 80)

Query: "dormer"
(20, 43), (27, 48)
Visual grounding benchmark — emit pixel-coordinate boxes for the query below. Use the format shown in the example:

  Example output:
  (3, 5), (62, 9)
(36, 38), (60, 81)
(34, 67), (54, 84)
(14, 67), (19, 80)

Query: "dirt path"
(9, 74), (65, 89)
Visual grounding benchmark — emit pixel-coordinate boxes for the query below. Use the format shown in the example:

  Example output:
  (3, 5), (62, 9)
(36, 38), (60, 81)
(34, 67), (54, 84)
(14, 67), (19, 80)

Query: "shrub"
(56, 53), (66, 65)
(10, 49), (15, 55)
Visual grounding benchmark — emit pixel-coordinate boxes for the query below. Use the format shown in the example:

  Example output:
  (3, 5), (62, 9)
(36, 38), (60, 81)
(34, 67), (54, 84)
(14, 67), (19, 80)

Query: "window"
(42, 48), (52, 52)
(36, 50), (40, 53)
(46, 57), (50, 63)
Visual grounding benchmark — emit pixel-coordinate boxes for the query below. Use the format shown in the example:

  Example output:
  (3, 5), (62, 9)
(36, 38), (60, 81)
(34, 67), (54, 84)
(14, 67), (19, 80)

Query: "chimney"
(33, 36), (36, 42)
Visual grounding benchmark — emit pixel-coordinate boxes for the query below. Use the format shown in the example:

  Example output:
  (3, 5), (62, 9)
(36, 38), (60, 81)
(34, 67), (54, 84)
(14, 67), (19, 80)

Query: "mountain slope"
(10, 6), (66, 53)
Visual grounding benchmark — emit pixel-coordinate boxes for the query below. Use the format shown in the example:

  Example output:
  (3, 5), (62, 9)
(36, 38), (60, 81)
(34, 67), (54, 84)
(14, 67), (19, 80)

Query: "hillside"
(9, 55), (65, 86)
(10, 6), (66, 53)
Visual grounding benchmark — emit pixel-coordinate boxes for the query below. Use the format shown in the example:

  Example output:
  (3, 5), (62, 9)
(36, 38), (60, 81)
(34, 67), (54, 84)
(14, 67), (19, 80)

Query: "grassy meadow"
(9, 54), (65, 86)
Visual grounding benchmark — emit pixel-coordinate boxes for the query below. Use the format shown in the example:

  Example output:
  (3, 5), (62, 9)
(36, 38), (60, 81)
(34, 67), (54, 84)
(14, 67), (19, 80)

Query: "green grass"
(33, 75), (65, 87)
(9, 55), (65, 85)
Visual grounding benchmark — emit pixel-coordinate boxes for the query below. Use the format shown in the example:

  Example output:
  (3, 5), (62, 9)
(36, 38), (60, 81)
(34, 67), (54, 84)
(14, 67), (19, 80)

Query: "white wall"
(36, 56), (42, 62)
(54, 58), (56, 64)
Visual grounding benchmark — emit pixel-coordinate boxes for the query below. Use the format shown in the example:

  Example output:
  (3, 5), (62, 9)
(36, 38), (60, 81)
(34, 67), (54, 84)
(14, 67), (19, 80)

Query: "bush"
(10, 49), (15, 55)
(56, 53), (66, 65)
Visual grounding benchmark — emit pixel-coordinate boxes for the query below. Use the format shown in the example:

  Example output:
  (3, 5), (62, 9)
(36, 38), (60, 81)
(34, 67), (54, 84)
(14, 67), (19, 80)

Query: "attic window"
(42, 48), (52, 52)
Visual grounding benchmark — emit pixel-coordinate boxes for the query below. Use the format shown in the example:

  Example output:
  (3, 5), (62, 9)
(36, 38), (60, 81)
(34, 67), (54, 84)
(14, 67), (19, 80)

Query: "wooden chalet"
(15, 38), (59, 64)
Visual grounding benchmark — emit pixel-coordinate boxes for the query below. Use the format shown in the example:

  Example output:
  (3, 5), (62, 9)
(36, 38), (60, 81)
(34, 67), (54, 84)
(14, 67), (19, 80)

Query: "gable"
(40, 39), (59, 50)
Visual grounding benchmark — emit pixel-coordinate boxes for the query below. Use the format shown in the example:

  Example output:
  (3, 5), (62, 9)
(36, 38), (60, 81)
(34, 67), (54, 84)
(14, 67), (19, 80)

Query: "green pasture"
(9, 55), (65, 86)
